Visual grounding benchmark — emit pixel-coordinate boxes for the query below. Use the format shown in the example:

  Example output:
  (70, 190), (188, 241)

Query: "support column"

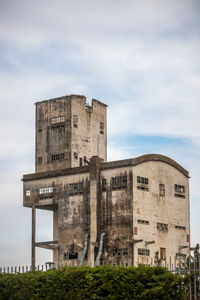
(89, 156), (102, 267)
(53, 208), (58, 267)
(31, 206), (36, 270)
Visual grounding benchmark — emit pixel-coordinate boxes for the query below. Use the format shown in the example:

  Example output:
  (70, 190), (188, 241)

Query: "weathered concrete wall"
(35, 95), (107, 173)
(71, 98), (107, 167)
(35, 96), (72, 172)
(23, 154), (190, 268)
(132, 161), (189, 266)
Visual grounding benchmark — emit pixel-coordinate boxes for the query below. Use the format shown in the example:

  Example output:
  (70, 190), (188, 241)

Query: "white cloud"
(0, 0), (200, 266)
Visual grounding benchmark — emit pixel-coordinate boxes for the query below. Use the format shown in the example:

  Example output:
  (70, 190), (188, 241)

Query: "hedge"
(0, 265), (188, 300)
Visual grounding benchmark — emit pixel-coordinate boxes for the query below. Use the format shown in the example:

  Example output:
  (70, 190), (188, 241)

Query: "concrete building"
(23, 95), (190, 268)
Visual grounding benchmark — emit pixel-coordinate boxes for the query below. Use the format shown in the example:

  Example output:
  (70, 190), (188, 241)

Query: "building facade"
(23, 95), (190, 268)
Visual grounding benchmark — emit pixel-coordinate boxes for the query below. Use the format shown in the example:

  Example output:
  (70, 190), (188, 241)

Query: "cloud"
(0, 0), (200, 266)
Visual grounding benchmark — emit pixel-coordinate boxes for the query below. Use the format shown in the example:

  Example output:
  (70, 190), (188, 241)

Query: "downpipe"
(79, 233), (89, 266)
(95, 232), (106, 267)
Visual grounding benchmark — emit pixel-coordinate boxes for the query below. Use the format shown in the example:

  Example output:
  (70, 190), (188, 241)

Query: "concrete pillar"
(31, 206), (36, 270)
(89, 156), (102, 267)
(53, 208), (58, 267)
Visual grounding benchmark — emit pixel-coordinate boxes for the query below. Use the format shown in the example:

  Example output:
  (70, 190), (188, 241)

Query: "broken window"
(137, 176), (148, 184)
(138, 248), (150, 256)
(138, 219), (149, 225)
(111, 175), (127, 189)
(39, 186), (53, 194)
(51, 116), (64, 124)
(38, 157), (42, 164)
(64, 252), (78, 260)
(175, 225), (186, 230)
(174, 184), (185, 198)
(69, 182), (83, 191)
(174, 184), (185, 193)
(159, 184), (165, 196)
(157, 222), (168, 231)
(52, 153), (64, 161)
(25, 189), (31, 196)
(79, 157), (82, 166)
(73, 115), (78, 128)
(160, 248), (166, 260)
(176, 253), (186, 260)
(74, 152), (78, 159)
(137, 176), (149, 191)
(113, 248), (128, 256)
(100, 122), (104, 134)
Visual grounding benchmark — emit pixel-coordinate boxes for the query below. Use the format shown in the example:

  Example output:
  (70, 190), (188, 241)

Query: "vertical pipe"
(32, 206), (36, 270)
(189, 254), (192, 300)
(194, 257), (196, 300)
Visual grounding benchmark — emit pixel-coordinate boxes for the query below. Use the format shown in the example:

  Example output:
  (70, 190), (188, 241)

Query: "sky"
(0, 0), (199, 267)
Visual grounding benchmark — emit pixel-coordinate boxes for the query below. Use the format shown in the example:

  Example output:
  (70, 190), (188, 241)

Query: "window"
(51, 116), (64, 124)
(113, 249), (128, 256)
(174, 184), (185, 193)
(25, 189), (31, 196)
(38, 157), (42, 164)
(159, 184), (165, 196)
(74, 152), (78, 159)
(138, 219), (149, 225)
(39, 186), (53, 194)
(157, 222), (168, 231)
(138, 248), (150, 256)
(64, 252), (78, 260)
(137, 176), (148, 184)
(102, 178), (106, 190)
(73, 115), (78, 128)
(52, 153), (64, 161)
(69, 182), (83, 191)
(176, 253), (186, 260)
(112, 175), (127, 185)
(174, 184), (185, 198)
(111, 175), (127, 189)
(137, 176), (149, 191)
(160, 248), (166, 260)
(38, 128), (42, 133)
(100, 122), (104, 134)
(79, 157), (82, 166)
(175, 225), (186, 230)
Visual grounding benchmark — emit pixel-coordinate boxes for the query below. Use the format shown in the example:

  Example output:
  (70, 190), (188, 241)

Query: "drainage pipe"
(95, 233), (106, 267)
(79, 233), (89, 266)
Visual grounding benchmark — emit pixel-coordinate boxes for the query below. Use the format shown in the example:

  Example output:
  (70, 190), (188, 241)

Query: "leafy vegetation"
(0, 265), (188, 300)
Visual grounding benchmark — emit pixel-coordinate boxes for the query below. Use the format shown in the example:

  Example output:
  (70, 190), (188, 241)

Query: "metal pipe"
(95, 233), (106, 266)
(79, 233), (89, 266)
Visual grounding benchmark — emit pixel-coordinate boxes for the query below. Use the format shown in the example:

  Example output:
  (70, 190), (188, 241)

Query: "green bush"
(0, 266), (188, 300)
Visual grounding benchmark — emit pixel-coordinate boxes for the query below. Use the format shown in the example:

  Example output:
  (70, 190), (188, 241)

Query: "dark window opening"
(38, 157), (42, 164)
(138, 248), (150, 256)
(73, 115), (78, 128)
(174, 184), (185, 193)
(111, 175), (127, 189)
(175, 225), (186, 230)
(137, 176), (148, 185)
(64, 252), (78, 260)
(138, 219), (149, 225)
(69, 182), (83, 191)
(113, 248), (128, 256)
(157, 222), (168, 231)
(80, 157), (82, 166)
(137, 176), (149, 191)
(102, 178), (106, 190)
(74, 152), (78, 159)
(52, 153), (64, 161)
(100, 122), (104, 134)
